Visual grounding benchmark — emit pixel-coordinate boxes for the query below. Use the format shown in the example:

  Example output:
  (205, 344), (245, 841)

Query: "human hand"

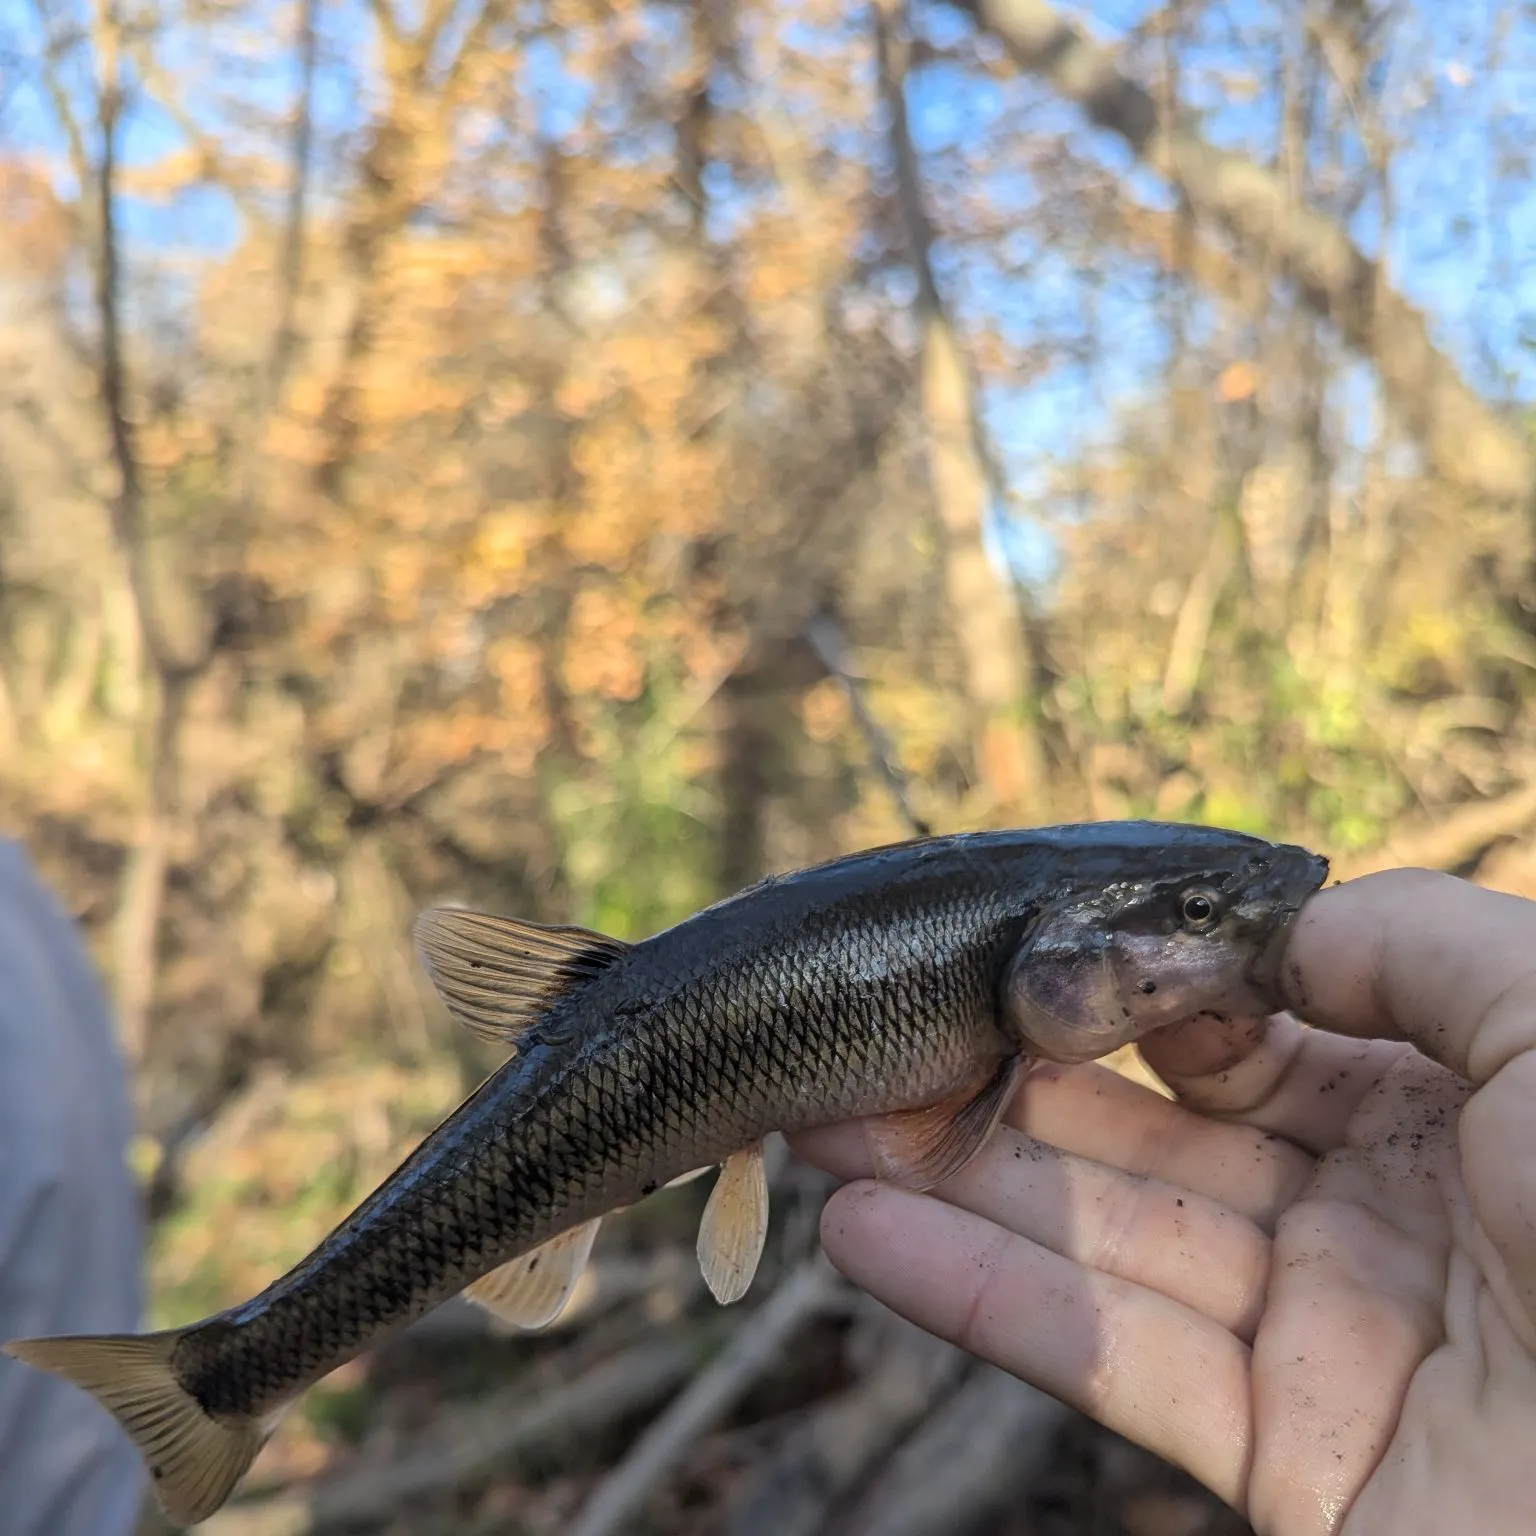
(790, 871), (1536, 1534)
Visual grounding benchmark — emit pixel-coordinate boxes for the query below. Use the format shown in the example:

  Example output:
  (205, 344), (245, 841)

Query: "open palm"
(791, 872), (1536, 1535)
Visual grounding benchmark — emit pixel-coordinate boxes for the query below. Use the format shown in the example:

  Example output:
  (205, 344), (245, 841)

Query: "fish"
(3, 820), (1326, 1525)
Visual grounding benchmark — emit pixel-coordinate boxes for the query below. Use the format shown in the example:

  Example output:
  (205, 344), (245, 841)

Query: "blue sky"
(2, 0), (1531, 589)
(900, 0), (1536, 575)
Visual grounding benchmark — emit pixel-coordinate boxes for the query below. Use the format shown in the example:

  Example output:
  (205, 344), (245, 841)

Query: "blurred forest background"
(2, 0), (1535, 1530)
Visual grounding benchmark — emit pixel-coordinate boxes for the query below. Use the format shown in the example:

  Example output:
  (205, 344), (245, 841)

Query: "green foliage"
(547, 670), (722, 939)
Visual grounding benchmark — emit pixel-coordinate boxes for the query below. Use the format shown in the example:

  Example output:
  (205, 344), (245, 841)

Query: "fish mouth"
(1243, 845), (1330, 1003)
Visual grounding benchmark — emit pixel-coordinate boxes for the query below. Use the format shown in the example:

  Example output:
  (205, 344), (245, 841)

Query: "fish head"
(1001, 829), (1328, 1065)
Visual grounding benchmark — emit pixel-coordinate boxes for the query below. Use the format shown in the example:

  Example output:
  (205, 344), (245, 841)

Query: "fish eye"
(1179, 887), (1221, 931)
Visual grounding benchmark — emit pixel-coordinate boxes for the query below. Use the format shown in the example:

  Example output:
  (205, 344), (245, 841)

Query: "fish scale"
(3, 822), (1327, 1526)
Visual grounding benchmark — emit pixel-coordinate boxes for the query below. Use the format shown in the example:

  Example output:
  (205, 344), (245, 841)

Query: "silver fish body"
(4, 820), (1327, 1524)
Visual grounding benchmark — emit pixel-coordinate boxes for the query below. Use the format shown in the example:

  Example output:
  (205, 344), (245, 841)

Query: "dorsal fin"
(414, 908), (631, 1045)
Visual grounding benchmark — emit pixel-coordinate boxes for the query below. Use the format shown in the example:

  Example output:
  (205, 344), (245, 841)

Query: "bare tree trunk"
(874, 0), (1046, 816)
(311, 120), (411, 494)
(111, 698), (185, 1065)
(717, 662), (777, 894)
(232, 0), (318, 506)
(1161, 513), (1237, 717)
(805, 615), (930, 837)
(93, 14), (206, 1062)
(952, 0), (1534, 507)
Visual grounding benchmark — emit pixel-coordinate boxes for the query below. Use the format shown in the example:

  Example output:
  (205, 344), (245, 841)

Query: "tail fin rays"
(4, 1331), (272, 1526)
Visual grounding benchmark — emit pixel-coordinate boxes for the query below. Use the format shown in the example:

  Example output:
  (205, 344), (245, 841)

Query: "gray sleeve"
(0, 842), (147, 1536)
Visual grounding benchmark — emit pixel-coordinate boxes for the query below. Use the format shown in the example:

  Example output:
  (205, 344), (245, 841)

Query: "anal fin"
(865, 1054), (1022, 1192)
(697, 1143), (769, 1305)
(463, 1217), (602, 1331)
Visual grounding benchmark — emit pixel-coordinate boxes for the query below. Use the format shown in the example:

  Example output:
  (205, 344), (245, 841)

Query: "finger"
(1247, 1181), (1448, 1534)
(792, 1065), (1310, 1234)
(787, 1119), (877, 1176)
(1007, 1062), (1314, 1231)
(796, 1118), (1272, 1338)
(956, 1127), (1272, 1338)
(1460, 1052), (1536, 1344)
(1140, 1010), (1415, 1155)
(820, 1181), (1254, 1513)
(1280, 870), (1536, 1084)
(1284, 872), (1536, 1339)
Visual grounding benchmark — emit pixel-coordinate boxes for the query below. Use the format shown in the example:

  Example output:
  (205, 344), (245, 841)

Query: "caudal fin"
(4, 1331), (273, 1526)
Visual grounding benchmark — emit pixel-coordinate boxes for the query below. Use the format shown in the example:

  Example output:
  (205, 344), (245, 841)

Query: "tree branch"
(262, 0), (318, 428)
(1339, 782), (1536, 882)
(840, 1366), (1071, 1536)
(89, 3), (212, 1062)
(568, 1255), (848, 1536)
(123, 42), (263, 225)
(873, 0), (1046, 813)
(92, 12), (198, 684)
(805, 614), (931, 837)
(200, 1338), (695, 1535)
(29, 3), (94, 204)
(949, 0), (1534, 506)
(725, 1304), (966, 1536)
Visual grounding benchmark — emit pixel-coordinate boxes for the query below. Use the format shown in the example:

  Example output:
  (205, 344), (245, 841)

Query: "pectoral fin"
(865, 1055), (1023, 1191)
(463, 1217), (602, 1330)
(697, 1143), (769, 1305)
